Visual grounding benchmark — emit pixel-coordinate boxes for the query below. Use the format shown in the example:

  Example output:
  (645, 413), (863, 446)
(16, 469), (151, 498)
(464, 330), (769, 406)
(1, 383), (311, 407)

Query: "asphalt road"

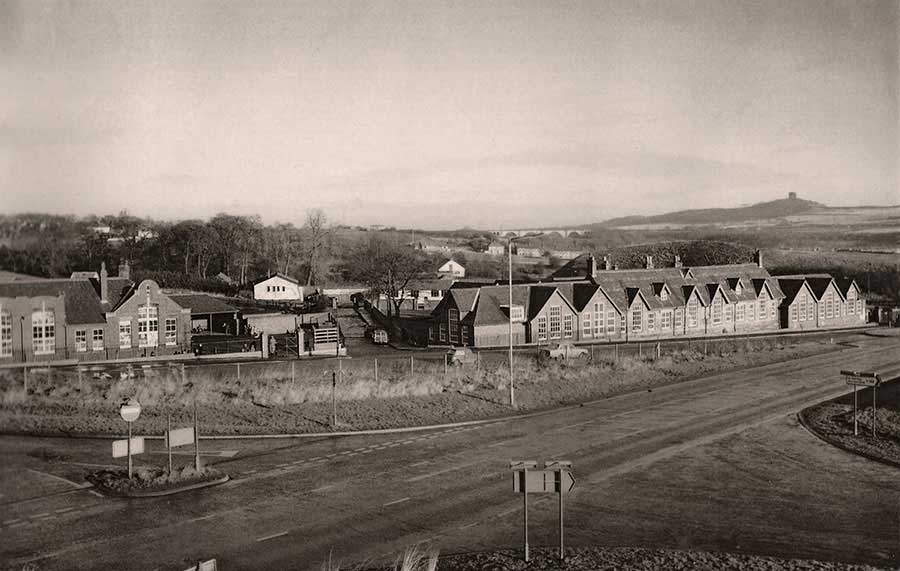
(2, 335), (899, 570)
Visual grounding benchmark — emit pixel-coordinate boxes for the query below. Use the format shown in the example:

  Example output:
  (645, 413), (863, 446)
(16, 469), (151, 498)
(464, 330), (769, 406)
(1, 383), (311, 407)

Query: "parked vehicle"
(447, 347), (477, 366)
(540, 342), (589, 361)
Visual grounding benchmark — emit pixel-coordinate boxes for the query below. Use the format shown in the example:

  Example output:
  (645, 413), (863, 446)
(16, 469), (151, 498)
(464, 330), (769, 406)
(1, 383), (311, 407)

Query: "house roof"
(169, 294), (238, 315)
(0, 279), (108, 325)
(254, 273), (300, 286)
(835, 278), (860, 297)
(468, 284), (530, 326)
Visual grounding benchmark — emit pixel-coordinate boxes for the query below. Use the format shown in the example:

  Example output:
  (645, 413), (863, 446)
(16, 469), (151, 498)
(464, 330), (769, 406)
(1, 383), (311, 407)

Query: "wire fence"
(1, 331), (835, 405)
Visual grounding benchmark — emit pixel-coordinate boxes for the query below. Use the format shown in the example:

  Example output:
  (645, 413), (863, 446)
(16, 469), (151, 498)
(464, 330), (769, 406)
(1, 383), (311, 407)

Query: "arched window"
(32, 308), (55, 355)
(0, 309), (12, 358)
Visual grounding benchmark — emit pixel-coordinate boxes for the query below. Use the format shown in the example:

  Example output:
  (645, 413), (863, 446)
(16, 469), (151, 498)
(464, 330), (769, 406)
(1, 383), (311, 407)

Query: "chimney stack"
(586, 255), (597, 278)
(646, 255), (654, 269)
(604, 255), (612, 271)
(674, 255), (683, 268)
(755, 249), (763, 269)
(100, 262), (108, 303)
(118, 260), (130, 280)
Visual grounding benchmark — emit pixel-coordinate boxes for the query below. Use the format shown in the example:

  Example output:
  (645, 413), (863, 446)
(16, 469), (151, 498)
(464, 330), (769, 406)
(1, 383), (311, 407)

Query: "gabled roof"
(169, 294), (238, 315)
(805, 276), (842, 301)
(777, 278), (816, 305)
(682, 284), (709, 306)
(470, 284), (530, 326)
(254, 273), (300, 286)
(835, 278), (861, 298)
(0, 279), (108, 325)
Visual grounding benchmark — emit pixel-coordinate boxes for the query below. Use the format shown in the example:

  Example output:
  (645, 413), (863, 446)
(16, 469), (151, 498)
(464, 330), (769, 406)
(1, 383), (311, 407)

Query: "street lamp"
(506, 233), (543, 408)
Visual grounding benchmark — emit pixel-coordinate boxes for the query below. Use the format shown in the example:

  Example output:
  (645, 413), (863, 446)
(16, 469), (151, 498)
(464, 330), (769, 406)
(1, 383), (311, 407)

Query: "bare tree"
(343, 235), (428, 317)
(302, 209), (330, 286)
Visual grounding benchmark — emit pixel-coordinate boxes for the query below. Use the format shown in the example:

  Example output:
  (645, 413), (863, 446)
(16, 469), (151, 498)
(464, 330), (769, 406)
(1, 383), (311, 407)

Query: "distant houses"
(436, 259), (465, 279)
(487, 242), (506, 256)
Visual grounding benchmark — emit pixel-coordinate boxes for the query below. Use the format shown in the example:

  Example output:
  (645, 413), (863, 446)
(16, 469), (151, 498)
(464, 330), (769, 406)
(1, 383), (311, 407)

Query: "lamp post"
(507, 233), (543, 408)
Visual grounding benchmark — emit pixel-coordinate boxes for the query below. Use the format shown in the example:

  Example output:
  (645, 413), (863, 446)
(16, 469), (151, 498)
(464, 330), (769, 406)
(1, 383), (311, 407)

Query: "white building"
(253, 274), (306, 302)
(437, 259), (466, 278)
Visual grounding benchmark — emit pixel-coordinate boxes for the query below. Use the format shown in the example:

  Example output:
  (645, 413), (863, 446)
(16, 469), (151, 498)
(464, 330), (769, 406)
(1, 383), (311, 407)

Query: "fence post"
(656, 342), (661, 360)
(374, 358), (378, 384)
(236, 362), (241, 381)
(290, 360), (295, 390)
(444, 353), (448, 377)
(590, 345), (594, 361)
(410, 355), (414, 375)
(614, 344), (618, 363)
(639, 343), (642, 358)
(23, 366), (28, 394)
(78, 367), (83, 406)
(704, 341), (708, 355)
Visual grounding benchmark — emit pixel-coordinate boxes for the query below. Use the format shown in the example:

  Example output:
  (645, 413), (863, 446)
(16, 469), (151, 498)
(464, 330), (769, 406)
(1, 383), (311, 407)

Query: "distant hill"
(600, 197), (824, 227)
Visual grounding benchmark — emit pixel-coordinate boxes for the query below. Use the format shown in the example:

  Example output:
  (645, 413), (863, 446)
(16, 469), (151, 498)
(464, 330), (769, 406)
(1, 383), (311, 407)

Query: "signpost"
(112, 437), (144, 458)
(510, 460), (576, 561)
(118, 398), (142, 478)
(842, 370), (881, 438)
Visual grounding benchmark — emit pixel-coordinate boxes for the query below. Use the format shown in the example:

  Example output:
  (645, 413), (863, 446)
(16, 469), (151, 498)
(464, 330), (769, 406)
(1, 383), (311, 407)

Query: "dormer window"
(735, 282), (742, 295)
(660, 288), (668, 301)
(504, 305), (525, 322)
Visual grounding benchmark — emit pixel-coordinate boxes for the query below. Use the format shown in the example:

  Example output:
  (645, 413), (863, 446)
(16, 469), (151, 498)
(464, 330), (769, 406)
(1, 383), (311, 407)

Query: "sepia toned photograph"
(1, 1), (898, 570)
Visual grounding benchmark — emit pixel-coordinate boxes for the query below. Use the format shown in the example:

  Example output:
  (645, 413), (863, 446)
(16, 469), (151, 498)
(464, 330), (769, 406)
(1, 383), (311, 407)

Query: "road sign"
(841, 370), (880, 387)
(112, 437), (144, 458)
(183, 559), (217, 571)
(119, 399), (142, 422)
(166, 427), (195, 448)
(512, 468), (576, 494)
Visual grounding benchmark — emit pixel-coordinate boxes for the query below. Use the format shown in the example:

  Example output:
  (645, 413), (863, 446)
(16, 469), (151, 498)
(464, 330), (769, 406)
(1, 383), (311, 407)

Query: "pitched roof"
(776, 278), (813, 305)
(0, 279), (108, 325)
(254, 273), (300, 286)
(834, 278), (860, 297)
(169, 294), (238, 315)
(468, 284), (530, 326)
(805, 276), (839, 301)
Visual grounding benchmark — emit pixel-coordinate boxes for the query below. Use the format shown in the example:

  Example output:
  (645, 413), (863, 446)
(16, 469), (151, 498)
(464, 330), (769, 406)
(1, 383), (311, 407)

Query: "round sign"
(119, 399), (142, 423)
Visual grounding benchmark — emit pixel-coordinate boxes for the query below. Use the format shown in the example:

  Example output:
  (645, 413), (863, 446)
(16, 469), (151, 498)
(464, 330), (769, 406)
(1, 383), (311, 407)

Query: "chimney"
(646, 255), (654, 269)
(118, 260), (130, 280)
(674, 255), (683, 268)
(586, 255), (597, 278)
(604, 255), (612, 271)
(612, 263), (619, 270)
(100, 262), (108, 303)
(755, 249), (763, 269)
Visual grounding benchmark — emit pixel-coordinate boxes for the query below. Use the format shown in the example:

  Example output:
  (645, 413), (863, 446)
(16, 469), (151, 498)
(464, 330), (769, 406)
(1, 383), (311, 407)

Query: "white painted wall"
(254, 276), (304, 301)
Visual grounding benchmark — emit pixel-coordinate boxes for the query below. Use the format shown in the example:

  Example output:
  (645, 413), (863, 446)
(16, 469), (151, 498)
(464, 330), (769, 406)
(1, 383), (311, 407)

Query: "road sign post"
(119, 399), (142, 478)
(510, 460), (575, 562)
(842, 370), (881, 438)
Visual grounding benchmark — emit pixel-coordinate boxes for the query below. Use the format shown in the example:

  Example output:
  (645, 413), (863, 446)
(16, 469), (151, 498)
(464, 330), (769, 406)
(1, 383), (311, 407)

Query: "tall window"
(807, 299), (814, 320)
(92, 328), (104, 351)
(791, 305), (798, 322)
(856, 300), (862, 315)
(661, 310), (671, 329)
(563, 314), (573, 338)
(549, 306), (561, 339)
(165, 317), (177, 345)
(712, 299), (723, 325)
(748, 302), (755, 321)
(32, 309), (55, 355)
(849, 295), (856, 314)
(687, 299), (699, 327)
(799, 296), (807, 321)
(582, 312), (592, 337)
(825, 294), (834, 318)
(631, 308), (642, 332)
(119, 321), (132, 348)
(448, 309), (459, 344)
(736, 303), (745, 321)
(606, 310), (616, 334)
(75, 329), (87, 352)
(759, 300), (767, 319)
(537, 316), (547, 341)
(461, 325), (469, 346)
(647, 311), (655, 330)
(594, 303), (603, 336)
(674, 308), (683, 330)
(138, 305), (159, 347)
(1, 310), (13, 357)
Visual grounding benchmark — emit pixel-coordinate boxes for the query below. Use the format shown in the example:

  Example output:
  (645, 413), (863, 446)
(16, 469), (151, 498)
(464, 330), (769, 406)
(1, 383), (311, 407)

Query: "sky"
(1, 0), (898, 230)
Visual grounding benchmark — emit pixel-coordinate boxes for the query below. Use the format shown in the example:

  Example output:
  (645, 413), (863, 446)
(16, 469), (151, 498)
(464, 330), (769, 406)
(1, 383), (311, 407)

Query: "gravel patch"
(434, 547), (899, 571)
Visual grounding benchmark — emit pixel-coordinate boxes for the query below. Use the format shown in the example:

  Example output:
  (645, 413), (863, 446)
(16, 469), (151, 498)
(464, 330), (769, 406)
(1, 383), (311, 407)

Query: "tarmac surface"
(1, 336), (899, 570)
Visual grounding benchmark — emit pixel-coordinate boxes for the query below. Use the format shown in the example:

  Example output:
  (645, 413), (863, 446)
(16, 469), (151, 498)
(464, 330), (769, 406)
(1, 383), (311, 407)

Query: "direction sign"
(112, 437), (144, 458)
(166, 427), (195, 448)
(513, 469), (576, 494)
(119, 399), (142, 423)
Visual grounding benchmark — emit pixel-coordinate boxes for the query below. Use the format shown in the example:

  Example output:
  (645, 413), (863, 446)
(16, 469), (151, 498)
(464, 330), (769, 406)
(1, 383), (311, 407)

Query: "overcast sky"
(1, 0), (898, 229)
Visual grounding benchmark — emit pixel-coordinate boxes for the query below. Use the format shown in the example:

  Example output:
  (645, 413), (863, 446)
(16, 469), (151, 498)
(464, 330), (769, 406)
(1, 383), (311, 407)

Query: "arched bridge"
(491, 228), (585, 238)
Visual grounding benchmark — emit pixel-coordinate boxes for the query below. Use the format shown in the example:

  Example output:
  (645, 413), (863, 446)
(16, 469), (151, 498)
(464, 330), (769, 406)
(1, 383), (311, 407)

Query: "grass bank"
(800, 379), (900, 467)
(0, 338), (843, 436)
